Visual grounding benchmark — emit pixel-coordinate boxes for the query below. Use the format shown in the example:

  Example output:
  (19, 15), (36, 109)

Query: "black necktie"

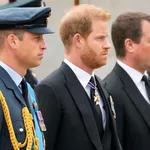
(21, 79), (34, 115)
(89, 76), (104, 138)
(21, 78), (28, 101)
(142, 75), (150, 101)
(90, 77), (98, 104)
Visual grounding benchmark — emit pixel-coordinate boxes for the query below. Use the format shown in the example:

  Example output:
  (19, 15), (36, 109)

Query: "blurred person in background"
(104, 12), (150, 150)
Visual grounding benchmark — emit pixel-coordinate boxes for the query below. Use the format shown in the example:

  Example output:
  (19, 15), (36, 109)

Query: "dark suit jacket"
(0, 66), (34, 150)
(35, 62), (122, 150)
(104, 63), (150, 150)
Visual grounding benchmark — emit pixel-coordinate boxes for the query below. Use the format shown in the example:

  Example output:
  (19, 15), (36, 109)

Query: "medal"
(36, 110), (47, 131)
(33, 101), (38, 110)
(94, 90), (100, 105)
(88, 79), (101, 105)
(33, 101), (47, 131)
(109, 95), (116, 119)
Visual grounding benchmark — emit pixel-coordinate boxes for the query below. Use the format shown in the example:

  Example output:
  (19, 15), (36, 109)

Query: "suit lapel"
(60, 62), (103, 150)
(95, 76), (118, 138)
(95, 76), (116, 122)
(0, 66), (26, 106)
(95, 76), (109, 101)
(114, 63), (150, 129)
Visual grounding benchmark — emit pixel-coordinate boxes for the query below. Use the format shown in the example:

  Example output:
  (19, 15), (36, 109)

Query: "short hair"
(111, 12), (150, 57)
(59, 4), (111, 48)
(0, 29), (24, 49)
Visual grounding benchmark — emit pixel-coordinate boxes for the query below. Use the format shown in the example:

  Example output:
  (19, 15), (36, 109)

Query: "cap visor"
(25, 27), (54, 34)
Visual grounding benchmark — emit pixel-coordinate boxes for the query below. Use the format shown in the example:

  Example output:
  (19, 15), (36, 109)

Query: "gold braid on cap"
(0, 91), (39, 150)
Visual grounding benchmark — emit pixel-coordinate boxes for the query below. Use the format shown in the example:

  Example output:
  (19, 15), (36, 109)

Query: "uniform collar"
(0, 61), (22, 87)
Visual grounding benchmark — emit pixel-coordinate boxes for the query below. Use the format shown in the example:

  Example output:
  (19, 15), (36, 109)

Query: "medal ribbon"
(88, 81), (98, 90)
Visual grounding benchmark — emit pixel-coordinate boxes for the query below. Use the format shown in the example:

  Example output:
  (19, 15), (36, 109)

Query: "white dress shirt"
(117, 60), (150, 103)
(64, 58), (106, 128)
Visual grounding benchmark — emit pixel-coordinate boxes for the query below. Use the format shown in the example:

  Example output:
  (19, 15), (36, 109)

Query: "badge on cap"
(46, 17), (48, 24)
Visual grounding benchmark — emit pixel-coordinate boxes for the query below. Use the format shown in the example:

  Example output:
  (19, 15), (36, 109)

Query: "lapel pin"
(109, 95), (116, 119)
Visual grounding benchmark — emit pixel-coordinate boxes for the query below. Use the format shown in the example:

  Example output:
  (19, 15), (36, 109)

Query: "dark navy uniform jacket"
(0, 66), (29, 149)
(0, 6), (53, 150)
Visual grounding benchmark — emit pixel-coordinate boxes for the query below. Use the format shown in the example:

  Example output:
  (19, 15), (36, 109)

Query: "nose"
(103, 40), (111, 49)
(41, 39), (47, 50)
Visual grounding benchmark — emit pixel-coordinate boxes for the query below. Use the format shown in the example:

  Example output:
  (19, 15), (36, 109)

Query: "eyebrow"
(95, 33), (109, 37)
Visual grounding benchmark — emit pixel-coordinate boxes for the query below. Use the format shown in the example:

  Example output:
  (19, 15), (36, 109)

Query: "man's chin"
(94, 62), (107, 69)
(29, 62), (41, 68)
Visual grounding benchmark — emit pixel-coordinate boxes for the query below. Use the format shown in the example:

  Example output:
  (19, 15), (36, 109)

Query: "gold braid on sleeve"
(0, 91), (39, 150)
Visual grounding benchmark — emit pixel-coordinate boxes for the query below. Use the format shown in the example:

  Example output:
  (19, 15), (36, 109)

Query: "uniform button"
(19, 128), (24, 132)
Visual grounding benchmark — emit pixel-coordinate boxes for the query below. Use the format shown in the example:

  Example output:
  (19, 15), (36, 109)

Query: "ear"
(7, 34), (19, 49)
(72, 33), (84, 48)
(124, 38), (134, 53)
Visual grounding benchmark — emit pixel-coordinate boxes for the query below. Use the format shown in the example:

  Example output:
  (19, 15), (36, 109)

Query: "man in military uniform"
(0, 0), (46, 90)
(0, 6), (53, 150)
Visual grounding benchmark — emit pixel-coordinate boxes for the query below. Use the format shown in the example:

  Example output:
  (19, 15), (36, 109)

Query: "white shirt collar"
(64, 58), (94, 88)
(0, 61), (22, 87)
(117, 60), (143, 84)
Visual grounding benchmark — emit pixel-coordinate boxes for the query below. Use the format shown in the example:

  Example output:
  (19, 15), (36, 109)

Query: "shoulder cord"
(0, 91), (39, 150)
